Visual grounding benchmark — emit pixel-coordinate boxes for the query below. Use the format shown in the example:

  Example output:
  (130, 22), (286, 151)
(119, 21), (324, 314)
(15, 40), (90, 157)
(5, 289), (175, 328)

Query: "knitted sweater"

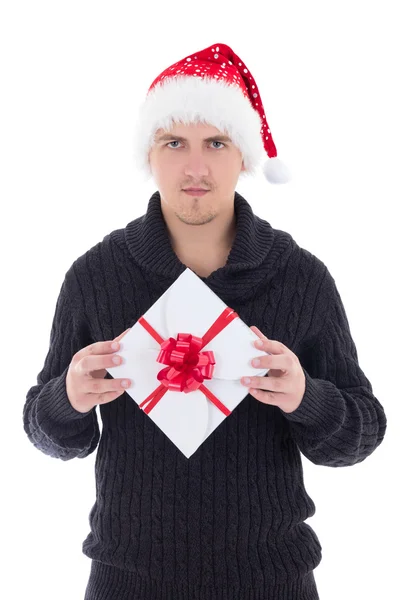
(23, 191), (387, 600)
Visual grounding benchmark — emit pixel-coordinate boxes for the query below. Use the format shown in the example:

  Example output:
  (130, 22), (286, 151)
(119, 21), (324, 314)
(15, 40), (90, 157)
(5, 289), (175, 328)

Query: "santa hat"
(132, 42), (291, 184)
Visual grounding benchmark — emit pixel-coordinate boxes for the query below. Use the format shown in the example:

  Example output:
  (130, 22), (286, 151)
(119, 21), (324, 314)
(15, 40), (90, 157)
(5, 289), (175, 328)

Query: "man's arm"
(282, 271), (387, 467)
(23, 266), (100, 461)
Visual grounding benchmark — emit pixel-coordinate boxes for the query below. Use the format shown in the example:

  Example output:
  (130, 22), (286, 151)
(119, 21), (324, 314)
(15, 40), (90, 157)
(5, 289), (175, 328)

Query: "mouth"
(183, 188), (209, 192)
(183, 189), (210, 196)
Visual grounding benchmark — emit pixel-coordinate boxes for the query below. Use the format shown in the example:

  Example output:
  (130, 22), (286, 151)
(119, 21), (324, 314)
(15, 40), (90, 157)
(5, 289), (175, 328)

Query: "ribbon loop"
(155, 332), (215, 393)
(138, 307), (239, 416)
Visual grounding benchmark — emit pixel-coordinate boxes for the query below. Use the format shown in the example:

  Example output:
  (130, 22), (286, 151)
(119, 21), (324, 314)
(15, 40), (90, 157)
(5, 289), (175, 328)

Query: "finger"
(113, 327), (131, 343)
(250, 325), (266, 339)
(244, 375), (284, 393)
(95, 388), (128, 405)
(250, 326), (274, 352)
(74, 328), (132, 363)
(87, 377), (130, 397)
(251, 353), (291, 371)
(252, 335), (287, 355)
(250, 387), (281, 406)
(250, 326), (278, 352)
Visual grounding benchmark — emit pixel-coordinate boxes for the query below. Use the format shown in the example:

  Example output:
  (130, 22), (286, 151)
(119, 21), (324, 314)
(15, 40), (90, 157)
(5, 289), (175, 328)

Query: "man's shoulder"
(267, 225), (336, 342)
(269, 222), (328, 279)
(63, 222), (134, 288)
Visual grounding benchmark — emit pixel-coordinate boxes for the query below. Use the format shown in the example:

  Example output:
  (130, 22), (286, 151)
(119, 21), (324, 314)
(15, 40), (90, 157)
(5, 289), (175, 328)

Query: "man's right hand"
(66, 328), (132, 413)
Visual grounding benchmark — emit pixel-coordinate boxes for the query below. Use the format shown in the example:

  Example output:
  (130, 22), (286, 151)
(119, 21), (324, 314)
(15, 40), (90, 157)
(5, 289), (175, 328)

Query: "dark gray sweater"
(23, 191), (387, 599)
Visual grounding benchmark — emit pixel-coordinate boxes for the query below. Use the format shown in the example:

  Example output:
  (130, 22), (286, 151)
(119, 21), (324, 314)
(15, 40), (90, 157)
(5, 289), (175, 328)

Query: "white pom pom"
(262, 157), (291, 184)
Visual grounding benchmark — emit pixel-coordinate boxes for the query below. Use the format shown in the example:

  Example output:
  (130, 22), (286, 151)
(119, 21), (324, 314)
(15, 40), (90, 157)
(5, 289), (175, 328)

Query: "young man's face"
(148, 121), (245, 225)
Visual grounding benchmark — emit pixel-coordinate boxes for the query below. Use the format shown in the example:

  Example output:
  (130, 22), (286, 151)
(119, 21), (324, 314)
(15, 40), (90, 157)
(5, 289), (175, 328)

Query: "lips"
(183, 189), (210, 197)
(183, 188), (209, 191)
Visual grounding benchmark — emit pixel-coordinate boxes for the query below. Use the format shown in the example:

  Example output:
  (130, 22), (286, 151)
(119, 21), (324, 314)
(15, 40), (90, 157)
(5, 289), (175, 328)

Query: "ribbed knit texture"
(23, 191), (387, 599)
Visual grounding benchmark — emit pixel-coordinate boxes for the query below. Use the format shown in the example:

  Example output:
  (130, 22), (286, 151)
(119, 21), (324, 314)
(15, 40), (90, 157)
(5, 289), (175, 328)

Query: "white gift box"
(106, 268), (269, 458)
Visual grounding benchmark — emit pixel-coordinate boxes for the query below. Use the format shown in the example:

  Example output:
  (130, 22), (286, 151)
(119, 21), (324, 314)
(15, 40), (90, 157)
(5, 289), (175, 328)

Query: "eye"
(166, 141), (226, 149)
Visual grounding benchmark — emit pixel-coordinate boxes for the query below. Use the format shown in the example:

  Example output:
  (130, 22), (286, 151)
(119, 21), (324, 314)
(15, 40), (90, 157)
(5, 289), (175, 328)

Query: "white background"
(2, 1), (399, 598)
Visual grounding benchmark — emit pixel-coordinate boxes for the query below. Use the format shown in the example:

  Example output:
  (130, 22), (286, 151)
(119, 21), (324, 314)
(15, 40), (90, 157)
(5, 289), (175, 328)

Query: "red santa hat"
(132, 42), (291, 184)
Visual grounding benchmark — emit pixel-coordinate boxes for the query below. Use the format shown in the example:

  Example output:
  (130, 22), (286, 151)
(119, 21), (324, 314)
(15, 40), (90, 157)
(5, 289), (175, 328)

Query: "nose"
(183, 152), (210, 179)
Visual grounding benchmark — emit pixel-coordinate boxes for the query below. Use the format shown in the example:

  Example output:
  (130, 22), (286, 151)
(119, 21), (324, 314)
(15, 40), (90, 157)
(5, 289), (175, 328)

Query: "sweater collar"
(122, 190), (288, 300)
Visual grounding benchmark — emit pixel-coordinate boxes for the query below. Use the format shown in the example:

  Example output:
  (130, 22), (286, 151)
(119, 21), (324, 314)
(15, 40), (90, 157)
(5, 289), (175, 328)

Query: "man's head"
(148, 121), (245, 226)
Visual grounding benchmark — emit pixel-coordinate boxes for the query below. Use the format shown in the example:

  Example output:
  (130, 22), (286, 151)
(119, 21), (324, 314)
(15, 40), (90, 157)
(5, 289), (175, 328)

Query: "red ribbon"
(137, 306), (239, 417)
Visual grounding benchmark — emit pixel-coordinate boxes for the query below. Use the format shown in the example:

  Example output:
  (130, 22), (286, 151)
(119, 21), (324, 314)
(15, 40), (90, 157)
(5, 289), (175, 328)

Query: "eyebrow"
(155, 134), (232, 144)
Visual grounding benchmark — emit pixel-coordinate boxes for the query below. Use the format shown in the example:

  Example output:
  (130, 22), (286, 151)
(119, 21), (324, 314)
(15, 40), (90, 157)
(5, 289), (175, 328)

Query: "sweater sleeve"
(282, 271), (387, 467)
(23, 267), (100, 461)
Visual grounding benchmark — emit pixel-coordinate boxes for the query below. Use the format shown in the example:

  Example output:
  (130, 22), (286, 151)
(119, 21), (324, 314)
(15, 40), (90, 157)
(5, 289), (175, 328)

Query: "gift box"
(106, 268), (269, 458)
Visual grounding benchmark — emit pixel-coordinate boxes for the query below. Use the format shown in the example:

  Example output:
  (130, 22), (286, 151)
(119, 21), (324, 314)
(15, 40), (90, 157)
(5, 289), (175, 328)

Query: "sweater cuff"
(280, 368), (345, 429)
(37, 366), (95, 425)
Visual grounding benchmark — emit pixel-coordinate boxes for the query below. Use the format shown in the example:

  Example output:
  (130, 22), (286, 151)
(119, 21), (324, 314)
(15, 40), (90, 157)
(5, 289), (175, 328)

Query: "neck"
(123, 190), (281, 300)
(160, 199), (237, 278)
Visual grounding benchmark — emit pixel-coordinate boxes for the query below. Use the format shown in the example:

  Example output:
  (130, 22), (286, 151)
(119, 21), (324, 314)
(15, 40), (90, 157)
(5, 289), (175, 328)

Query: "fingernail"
(255, 340), (263, 348)
(243, 377), (251, 385)
(121, 379), (131, 388)
(112, 342), (119, 350)
(252, 358), (260, 367)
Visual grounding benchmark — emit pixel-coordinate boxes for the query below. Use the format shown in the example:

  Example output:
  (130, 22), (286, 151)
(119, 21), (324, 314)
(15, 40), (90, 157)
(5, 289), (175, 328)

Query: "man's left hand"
(241, 326), (306, 414)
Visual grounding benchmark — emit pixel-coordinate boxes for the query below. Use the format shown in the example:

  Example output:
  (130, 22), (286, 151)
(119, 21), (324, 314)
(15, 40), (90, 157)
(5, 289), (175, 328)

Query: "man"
(23, 43), (387, 600)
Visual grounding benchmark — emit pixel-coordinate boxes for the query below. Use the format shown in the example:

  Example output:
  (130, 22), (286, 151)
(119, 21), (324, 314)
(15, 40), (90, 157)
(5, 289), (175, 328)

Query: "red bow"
(157, 333), (215, 392)
(138, 306), (239, 416)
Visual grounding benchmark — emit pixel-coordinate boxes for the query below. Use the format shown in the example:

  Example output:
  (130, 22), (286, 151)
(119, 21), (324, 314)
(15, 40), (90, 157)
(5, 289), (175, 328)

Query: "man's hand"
(241, 326), (306, 414)
(66, 328), (132, 413)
